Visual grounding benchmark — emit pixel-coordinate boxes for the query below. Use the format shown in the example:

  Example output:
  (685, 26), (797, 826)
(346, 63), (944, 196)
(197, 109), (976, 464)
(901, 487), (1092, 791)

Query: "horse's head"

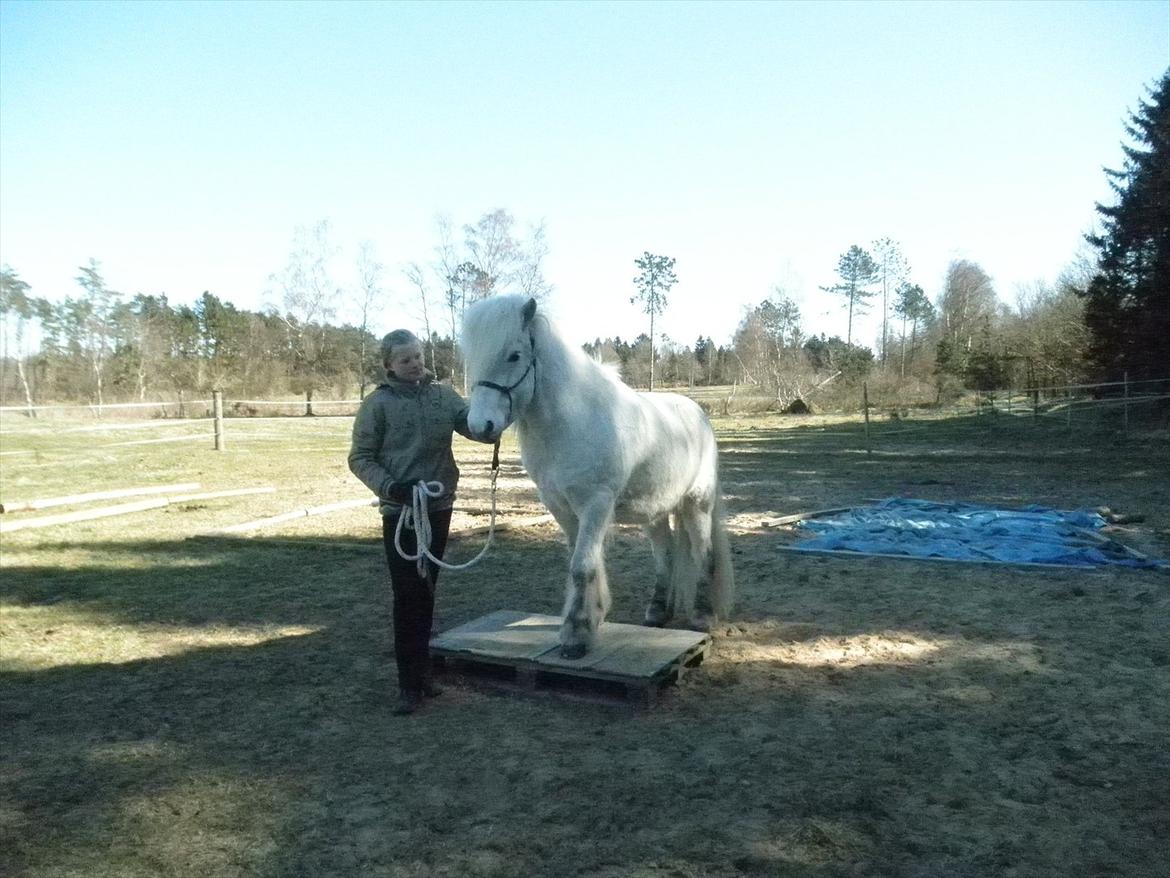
(462, 295), (538, 442)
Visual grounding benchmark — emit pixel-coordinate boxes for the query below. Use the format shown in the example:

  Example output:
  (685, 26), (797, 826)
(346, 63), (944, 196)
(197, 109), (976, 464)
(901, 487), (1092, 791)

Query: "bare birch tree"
(354, 241), (384, 399)
(403, 261), (437, 374)
(269, 221), (342, 414)
(0, 267), (37, 414)
(73, 259), (120, 410)
(871, 238), (909, 366)
(938, 260), (997, 353)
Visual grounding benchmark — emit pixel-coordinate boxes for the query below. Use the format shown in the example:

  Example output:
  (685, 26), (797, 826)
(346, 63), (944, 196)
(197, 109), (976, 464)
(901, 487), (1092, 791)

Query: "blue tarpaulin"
(794, 497), (1166, 569)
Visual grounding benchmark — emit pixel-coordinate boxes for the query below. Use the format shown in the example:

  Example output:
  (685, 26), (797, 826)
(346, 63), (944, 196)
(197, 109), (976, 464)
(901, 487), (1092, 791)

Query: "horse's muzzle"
(472, 419), (506, 443)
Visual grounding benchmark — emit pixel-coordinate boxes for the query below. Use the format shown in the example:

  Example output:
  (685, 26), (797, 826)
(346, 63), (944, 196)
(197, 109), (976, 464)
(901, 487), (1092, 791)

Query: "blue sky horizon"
(2, 0), (1168, 350)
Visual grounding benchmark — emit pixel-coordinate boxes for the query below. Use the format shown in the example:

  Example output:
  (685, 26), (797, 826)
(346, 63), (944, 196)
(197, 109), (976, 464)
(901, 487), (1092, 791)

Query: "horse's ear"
(521, 297), (537, 328)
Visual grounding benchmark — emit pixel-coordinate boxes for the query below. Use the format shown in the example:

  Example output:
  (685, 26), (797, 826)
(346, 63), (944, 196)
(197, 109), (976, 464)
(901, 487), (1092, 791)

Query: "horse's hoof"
(643, 608), (669, 627)
(684, 614), (714, 633)
(561, 643), (588, 659)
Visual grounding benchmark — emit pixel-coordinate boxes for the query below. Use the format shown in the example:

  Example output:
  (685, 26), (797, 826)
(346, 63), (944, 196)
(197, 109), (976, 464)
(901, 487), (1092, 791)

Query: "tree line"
(2, 72), (1165, 412)
(0, 209), (553, 411)
(624, 71), (1167, 409)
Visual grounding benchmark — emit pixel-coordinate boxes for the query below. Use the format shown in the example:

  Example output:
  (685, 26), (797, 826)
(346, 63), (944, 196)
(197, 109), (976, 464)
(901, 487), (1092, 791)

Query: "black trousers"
(382, 509), (453, 693)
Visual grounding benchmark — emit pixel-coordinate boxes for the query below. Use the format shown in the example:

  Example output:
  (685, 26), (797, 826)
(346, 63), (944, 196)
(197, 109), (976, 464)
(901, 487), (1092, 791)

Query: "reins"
(393, 438), (502, 577)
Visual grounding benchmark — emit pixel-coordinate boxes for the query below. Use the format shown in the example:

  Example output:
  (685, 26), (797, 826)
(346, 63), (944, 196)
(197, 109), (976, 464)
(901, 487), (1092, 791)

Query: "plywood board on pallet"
(430, 610), (711, 683)
(430, 610), (561, 661)
(537, 624), (708, 680)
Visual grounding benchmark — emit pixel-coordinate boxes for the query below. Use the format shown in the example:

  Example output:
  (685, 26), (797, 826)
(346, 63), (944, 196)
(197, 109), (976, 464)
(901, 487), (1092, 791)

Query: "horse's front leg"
(542, 491), (578, 555)
(560, 490), (614, 659)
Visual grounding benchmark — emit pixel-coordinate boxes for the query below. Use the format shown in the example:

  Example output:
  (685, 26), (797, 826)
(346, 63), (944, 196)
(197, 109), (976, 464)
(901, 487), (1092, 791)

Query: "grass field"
(2, 405), (1168, 877)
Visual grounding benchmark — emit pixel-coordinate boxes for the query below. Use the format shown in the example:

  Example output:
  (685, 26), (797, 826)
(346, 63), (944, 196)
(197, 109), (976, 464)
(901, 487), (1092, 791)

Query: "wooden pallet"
(429, 610), (711, 706)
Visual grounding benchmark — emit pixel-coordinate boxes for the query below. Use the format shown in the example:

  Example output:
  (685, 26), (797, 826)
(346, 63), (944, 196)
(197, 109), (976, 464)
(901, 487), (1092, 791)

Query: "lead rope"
(393, 439), (501, 576)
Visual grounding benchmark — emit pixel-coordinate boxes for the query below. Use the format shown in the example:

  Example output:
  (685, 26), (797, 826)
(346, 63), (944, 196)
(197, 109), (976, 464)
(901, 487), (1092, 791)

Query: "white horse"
(462, 295), (734, 658)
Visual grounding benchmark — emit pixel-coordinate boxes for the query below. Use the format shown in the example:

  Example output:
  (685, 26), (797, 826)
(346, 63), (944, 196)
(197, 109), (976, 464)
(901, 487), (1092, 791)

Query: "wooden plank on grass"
(760, 507), (854, 528)
(169, 487), (276, 503)
(459, 514), (555, 536)
(216, 498), (378, 534)
(0, 498), (170, 532)
(0, 487), (276, 533)
(0, 482), (201, 514)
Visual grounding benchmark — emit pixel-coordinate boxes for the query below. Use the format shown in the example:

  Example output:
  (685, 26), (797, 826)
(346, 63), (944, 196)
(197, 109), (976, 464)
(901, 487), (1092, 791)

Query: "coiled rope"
(393, 440), (500, 576)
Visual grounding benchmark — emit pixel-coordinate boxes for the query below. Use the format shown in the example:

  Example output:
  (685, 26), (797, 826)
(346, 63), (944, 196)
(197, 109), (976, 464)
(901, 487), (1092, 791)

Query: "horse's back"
(638, 391), (717, 461)
(519, 367), (716, 521)
(607, 391), (718, 520)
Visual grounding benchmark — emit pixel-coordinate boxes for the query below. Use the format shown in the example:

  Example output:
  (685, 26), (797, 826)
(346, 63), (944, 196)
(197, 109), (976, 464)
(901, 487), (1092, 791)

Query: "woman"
(348, 330), (481, 715)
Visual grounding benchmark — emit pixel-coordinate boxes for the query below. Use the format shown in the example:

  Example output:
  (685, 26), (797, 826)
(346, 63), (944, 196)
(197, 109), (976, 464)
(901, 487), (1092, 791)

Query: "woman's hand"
(383, 481), (415, 504)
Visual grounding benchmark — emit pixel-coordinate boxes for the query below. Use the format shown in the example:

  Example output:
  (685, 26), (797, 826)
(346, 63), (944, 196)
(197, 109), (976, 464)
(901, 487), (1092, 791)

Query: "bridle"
(474, 334), (536, 425)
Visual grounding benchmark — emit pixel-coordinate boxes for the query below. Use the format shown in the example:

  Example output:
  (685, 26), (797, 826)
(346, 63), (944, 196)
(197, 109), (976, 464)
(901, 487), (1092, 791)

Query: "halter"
(474, 334), (536, 424)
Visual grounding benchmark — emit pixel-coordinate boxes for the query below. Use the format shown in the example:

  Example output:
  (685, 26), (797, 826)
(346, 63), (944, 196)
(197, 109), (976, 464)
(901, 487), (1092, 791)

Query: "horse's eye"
(507, 352), (520, 363)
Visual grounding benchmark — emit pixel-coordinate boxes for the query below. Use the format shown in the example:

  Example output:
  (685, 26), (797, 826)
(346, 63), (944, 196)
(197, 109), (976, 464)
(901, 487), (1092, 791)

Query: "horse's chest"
(520, 436), (618, 503)
(520, 451), (673, 527)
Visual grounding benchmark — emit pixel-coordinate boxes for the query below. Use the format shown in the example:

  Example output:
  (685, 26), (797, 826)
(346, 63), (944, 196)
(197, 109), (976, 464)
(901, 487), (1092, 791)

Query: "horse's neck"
(518, 334), (598, 443)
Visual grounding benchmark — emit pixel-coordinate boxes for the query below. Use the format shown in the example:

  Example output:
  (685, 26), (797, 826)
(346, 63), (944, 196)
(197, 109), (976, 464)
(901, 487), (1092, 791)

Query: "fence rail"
(2, 375), (1166, 453)
(0, 400), (211, 414)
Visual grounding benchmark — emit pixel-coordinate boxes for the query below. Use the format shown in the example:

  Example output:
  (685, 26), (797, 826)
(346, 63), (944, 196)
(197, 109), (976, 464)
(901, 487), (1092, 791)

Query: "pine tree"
(1084, 71), (1170, 381)
(631, 252), (677, 390)
(820, 245), (878, 346)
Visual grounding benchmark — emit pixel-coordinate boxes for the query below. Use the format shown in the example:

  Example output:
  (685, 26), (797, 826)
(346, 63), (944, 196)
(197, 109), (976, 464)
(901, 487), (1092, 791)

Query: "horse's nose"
(484, 420), (495, 439)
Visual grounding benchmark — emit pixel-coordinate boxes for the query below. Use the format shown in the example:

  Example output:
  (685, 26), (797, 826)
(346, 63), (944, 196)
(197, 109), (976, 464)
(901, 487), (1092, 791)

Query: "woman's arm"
(348, 396), (398, 498)
(443, 385), (480, 441)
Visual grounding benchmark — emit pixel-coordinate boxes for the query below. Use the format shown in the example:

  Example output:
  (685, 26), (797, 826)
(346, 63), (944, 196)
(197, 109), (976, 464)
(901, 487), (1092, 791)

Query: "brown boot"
(420, 670), (444, 698)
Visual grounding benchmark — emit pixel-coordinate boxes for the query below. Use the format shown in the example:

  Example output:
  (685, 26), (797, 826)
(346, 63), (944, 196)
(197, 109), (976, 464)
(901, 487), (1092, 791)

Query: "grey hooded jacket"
(348, 375), (478, 516)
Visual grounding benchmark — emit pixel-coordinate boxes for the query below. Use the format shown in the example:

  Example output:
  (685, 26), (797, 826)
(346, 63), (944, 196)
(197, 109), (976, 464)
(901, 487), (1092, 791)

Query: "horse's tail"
(708, 477), (735, 620)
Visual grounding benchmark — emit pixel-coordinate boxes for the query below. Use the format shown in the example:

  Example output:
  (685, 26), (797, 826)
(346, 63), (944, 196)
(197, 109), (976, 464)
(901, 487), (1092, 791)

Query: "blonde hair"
(381, 329), (421, 371)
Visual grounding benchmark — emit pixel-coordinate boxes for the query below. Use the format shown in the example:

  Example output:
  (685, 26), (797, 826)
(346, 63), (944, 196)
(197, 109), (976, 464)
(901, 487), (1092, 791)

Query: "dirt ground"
(2, 408), (1168, 876)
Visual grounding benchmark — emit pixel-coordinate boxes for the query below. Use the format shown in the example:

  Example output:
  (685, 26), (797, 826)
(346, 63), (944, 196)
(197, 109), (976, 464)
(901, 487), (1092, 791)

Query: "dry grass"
(2, 406), (1168, 877)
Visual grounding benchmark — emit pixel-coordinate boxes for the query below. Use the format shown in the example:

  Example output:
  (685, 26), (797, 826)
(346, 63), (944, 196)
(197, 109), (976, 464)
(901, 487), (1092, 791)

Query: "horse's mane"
(463, 295), (620, 395)
(461, 296), (525, 383)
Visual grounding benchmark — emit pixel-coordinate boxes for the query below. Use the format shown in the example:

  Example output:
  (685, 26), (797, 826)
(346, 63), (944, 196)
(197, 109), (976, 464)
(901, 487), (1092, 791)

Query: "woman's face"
(389, 341), (426, 382)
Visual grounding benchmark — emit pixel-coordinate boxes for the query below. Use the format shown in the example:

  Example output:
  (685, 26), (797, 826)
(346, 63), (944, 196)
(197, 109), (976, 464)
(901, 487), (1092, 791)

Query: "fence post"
(862, 382), (871, 455)
(213, 390), (225, 451)
(1123, 371), (1129, 435)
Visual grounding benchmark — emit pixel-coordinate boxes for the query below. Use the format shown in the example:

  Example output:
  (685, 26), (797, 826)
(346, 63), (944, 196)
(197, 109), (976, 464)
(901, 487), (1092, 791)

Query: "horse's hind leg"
(642, 516), (673, 627)
(679, 497), (716, 631)
(560, 491), (614, 659)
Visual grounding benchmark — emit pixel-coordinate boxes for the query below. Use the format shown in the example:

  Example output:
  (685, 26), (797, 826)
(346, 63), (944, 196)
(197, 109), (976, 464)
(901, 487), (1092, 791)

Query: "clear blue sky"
(2, 0), (1167, 349)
